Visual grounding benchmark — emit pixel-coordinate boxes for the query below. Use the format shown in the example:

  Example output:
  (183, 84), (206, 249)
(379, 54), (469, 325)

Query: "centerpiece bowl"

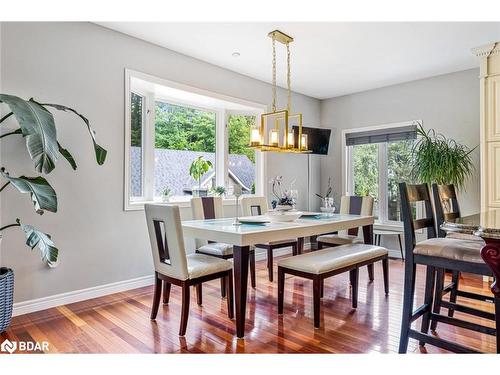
(266, 210), (303, 223)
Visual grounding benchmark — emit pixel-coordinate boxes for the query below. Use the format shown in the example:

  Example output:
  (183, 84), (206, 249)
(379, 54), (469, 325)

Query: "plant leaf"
(36, 101), (107, 165)
(18, 219), (59, 267)
(58, 142), (77, 170)
(0, 168), (57, 214)
(0, 94), (59, 174)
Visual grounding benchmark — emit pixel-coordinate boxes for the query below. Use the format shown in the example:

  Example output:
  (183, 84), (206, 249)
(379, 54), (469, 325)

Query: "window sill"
(125, 196), (250, 211)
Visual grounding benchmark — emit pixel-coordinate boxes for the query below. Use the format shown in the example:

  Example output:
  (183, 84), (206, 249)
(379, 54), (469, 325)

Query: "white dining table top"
(181, 213), (374, 246)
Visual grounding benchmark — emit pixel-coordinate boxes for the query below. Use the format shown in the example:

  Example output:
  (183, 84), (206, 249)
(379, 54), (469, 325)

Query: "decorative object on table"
(0, 94), (107, 333)
(412, 123), (475, 190)
(232, 185), (243, 226)
(189, 156), (212, 197)
(316, 176), (336, 213)
(209, 186), (226, 197)
(270, 175), (296, 211)
(249, 30), (309, 154)
(162, 186), (171, 202)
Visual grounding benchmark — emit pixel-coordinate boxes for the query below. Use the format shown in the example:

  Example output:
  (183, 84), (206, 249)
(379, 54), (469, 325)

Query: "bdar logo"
(1, 339), (17, 354)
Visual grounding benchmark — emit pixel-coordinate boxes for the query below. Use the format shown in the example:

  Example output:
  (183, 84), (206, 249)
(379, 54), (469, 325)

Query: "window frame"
(342, 120), (420, 227)
(124, 69), (267, 211)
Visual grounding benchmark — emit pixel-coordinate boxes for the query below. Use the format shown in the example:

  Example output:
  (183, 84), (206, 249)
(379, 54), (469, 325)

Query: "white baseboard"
(12, 274), (155, 317)
(12, 242), (315, 317)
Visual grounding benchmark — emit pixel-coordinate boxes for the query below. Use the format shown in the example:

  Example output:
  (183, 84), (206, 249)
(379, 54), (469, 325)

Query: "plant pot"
(0, 267), (14, 333)
(162, 195), (170, 203)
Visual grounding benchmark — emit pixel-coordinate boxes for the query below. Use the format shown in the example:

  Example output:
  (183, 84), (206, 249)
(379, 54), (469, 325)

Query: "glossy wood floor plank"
(1, 257), (496, 353)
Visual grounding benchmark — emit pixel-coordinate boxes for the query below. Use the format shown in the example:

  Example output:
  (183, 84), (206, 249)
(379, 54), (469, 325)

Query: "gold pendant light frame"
(250, 30), (310, 153)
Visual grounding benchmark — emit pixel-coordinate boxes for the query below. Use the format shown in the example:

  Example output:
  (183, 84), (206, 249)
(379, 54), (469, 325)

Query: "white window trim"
(124, 69), (267, 211)
(341, 120), (421, 227)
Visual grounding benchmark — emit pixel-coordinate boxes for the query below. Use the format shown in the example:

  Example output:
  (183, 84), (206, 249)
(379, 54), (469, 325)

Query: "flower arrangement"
(315, 177), (336, 201)
(270, 176), (296, 209)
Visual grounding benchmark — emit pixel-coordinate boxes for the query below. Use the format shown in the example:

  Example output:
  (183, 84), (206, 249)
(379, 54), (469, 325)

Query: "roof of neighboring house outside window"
(130, 147), (255, 197)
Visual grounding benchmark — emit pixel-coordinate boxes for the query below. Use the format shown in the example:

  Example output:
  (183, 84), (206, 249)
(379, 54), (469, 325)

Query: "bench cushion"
(277, 244), (388, 275)
(413, 237), (484, 263)
(317, 233), (363, 245)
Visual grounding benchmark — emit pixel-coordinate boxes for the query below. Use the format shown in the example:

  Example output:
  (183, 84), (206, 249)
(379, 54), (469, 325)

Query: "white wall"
(0, 22), (320, 303)
(320, 69), (480, 216)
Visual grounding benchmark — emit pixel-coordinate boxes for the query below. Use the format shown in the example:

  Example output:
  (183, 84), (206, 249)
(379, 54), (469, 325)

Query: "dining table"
(441, 209), (500, 299)
(181, 212), (374, 338)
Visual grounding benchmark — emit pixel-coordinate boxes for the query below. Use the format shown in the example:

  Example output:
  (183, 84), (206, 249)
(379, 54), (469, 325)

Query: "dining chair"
(317, 195), (374, 247)
(398, 182), (499, 353)
(191, 196), (256, 292)
(145, 204), (234, 336)
(240, 195), (299, 282)
(431, 183), (485, 329)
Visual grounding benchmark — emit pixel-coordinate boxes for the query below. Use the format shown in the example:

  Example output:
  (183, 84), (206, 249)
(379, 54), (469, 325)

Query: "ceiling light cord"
(272, 37), (277, 113)
(286, 41), (292, 113)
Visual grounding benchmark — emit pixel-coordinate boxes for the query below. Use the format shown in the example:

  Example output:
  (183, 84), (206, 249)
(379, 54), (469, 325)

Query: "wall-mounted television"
(292, 126), (332, 155)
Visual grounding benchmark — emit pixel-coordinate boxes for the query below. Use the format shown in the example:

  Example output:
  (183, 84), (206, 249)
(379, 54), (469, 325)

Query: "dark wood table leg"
(233, 245), (250, 338)
(481, 238), (500, 298)
(297, 237), (304, 254)
(362, 224), (373, 245)
(480, 238), (500, 353)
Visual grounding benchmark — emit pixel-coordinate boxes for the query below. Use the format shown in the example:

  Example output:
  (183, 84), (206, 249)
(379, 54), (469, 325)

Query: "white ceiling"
(98, 22), (500, 99)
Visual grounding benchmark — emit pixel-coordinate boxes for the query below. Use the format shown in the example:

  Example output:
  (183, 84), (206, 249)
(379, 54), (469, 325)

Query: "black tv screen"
(292, 126), (332, 155)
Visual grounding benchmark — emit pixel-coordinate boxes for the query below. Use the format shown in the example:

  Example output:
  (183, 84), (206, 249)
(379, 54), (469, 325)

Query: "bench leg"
(350, 268), (359, 309)
(382, 257), (389, 295)
(196, 283), (203, 306)
(278, 267), (285, 315)
(313, 276), (321, 328)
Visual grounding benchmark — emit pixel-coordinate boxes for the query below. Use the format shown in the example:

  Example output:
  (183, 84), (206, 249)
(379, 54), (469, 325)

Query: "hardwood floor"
(1, 257), (496, 353)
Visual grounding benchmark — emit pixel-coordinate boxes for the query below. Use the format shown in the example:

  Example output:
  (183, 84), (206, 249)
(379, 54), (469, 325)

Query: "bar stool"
(398, 182), (499, 353)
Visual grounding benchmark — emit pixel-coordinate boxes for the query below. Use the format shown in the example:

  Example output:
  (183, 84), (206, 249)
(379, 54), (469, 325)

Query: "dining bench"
(277, 243), (389, 328)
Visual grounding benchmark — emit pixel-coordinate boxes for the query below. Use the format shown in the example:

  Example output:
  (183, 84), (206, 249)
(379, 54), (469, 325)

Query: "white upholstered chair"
(191, 196), (256, 291)
(317, 195), (374, 248)
(240, 196), (299, 282)
(145, 204), (234, 336)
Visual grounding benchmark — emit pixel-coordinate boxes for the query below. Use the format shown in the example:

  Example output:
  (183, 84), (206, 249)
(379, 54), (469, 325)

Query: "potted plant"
(162, 186), (172, 202)
(209, 186), (226, 197)
(0, 94), (107, 333)
(189, 156), (212, 197)
(412, 123), (475, 190)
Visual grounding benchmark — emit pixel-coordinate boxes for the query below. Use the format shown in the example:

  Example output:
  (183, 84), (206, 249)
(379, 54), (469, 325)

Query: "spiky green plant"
(412, 123), (475, 190)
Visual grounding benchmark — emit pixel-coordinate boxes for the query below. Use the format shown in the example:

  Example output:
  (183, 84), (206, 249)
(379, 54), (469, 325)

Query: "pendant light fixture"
(250, 30), (309, 153)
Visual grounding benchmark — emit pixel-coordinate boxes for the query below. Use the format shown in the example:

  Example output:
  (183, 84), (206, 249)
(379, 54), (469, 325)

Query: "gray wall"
(0, 22), (320, 302)
(320, 69), (480, 215)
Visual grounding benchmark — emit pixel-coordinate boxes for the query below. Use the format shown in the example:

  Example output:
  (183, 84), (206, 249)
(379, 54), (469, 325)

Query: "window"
(228, 114), (257, 194)
(130, 92), (144, 199)
(345, 122), (417, 224)
(125, 70), (265, 210)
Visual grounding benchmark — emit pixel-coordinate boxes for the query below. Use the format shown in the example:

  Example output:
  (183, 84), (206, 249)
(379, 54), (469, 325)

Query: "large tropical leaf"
(0, 168), (57, 214)
(35, 101), (107, 165)
(58, 142), (77, 170)
(18, 219), (59, 267)
(0, 94), (59, 174)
